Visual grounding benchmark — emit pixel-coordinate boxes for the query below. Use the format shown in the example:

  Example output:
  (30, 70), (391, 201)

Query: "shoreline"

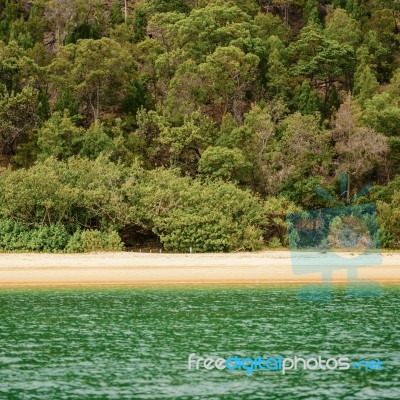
(0, 251), (399, 287)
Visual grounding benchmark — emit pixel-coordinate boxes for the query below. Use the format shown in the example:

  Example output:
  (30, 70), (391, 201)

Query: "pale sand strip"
(0, 251), (399, 287)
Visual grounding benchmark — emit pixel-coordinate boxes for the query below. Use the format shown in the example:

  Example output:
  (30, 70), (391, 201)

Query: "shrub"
(130, 169), (264, 252)
(66, 230), (124, 253)
(377, 197), (400, 249)
(0, 159), (266, 253)
(198, 146), (249, 181)
(0, 220), (69, 252)
(0, 219), (30, 251)
(26, 225), (70, 252)
(268, 237), (282, 249)
(263, 197), (302, 247)
(0, 156), (132, 230)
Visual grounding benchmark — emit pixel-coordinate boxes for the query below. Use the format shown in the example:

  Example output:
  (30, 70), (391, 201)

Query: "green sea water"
(0, 286), (399, 399)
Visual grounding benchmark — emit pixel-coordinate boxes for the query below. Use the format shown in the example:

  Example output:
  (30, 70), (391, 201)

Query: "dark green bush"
(0, 220), (69, 252)
(0, 219), (124, 253)
(26, 225), (70, 252)
(0, 219), (30, 251)
(126, 169), (264, 252)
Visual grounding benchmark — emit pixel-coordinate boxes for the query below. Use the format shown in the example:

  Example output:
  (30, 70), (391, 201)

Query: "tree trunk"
(124, 0), (128, 23)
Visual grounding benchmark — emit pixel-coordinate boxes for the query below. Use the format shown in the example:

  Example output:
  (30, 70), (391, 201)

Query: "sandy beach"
(0, 251), (399, 287)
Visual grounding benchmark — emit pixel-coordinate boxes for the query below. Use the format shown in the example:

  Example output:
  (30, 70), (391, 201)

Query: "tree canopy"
(0, 0), (400, 251)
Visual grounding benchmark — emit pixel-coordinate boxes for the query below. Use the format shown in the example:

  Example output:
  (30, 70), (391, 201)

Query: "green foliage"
(289, 22), (356, 113)
(200, 0), (260, 17)
(1, 0), (400, 251)
(124, 169), (264, 252)
(198, 146), (248, 181)
(53, 90), (79, 116)
(0, 40), (41, 93)
(266, 37), (289, 97)
(144, 0), (192, 15)
(0, 220), (70, 252)
(131, 7), (148, 43)
(159, 111), (216, 169)
(324, 8), (361, 48)
(110, 1), (125, 26)
(354, 63), (379, 105)
(37, 114), (135, 162)
(0, 0), (21, 41)
(362, 93), (400, 136)
(37, 111), (84, 160)
(197, 45), (259, 122)
(169, 3), (254, 60)
(0, 157), (131, 230)
(254, 12), (291, 43)
(362, 31), (394, 82)
(0, 218), (123, 252)
(344, 0), (368, 20)
(50, 38), (136, 121)
(279, 176), (333, 209)
(153, 188), (263, 252)
(27, 224), (70, 252)
(65, 22), (101, 44)
(8, 3), (47, 49)
(268, 237), (282, 249)
(0, 85), (39, 157)
(377, 195), (400, 249)
(292, 81), (322, 115)
(263, 196), (302, 247)
(66, 230), (124, 252)
(303, 0), (321, 23)
(264, 112), (332, 194)
(78, 121), (115, 159)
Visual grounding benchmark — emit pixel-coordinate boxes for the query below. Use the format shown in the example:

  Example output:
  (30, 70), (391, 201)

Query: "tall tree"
(333, 95), (389, 200)
(37, 111), (84, 160)
(353, 63), (379, 105)
(289, 21), (355, 113)
(262, 112), (332, 195)
(50, 38), (136, 121)
(0, 85), (39, 159)
(198, 45), (259, 123)
(324, 7), (361, 48)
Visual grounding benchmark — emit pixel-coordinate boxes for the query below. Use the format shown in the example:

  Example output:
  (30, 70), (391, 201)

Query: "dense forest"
(0, 0), (399, 252)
